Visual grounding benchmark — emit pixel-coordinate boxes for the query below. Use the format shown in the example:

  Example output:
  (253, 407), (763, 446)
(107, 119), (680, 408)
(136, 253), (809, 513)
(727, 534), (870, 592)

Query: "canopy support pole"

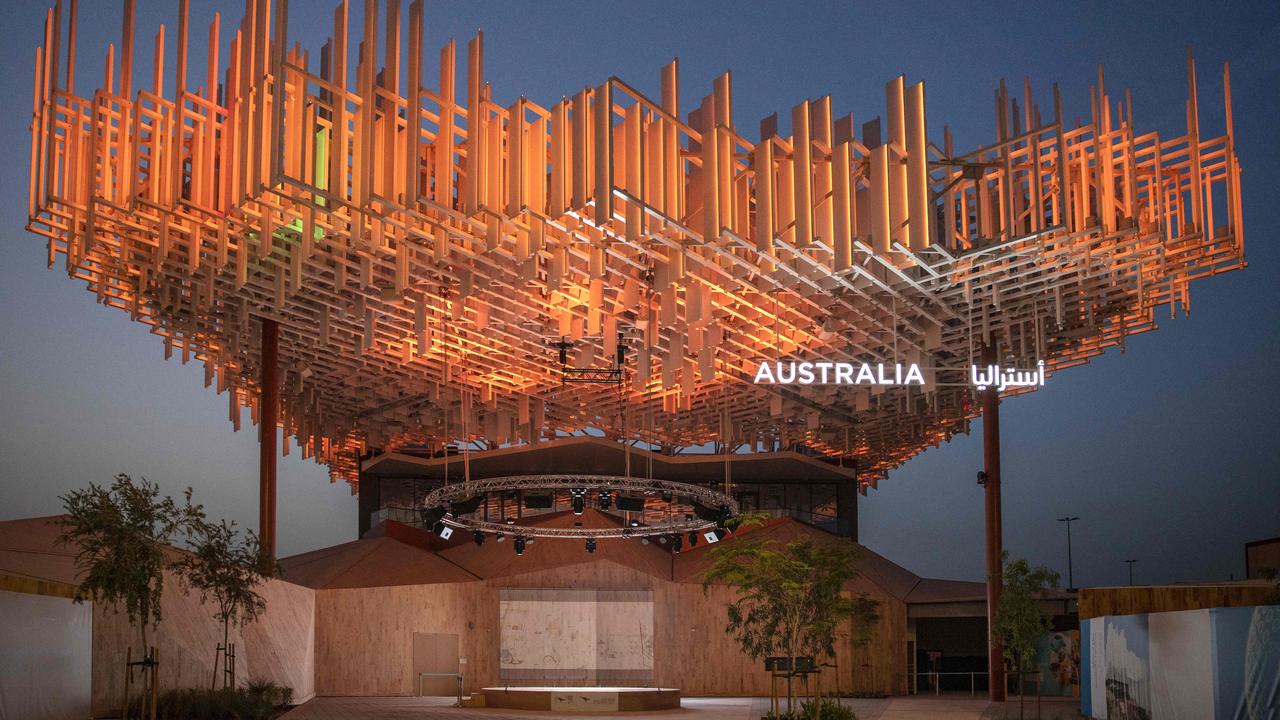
(259, 317), (279, 562)
(982, 341), (1006, 702)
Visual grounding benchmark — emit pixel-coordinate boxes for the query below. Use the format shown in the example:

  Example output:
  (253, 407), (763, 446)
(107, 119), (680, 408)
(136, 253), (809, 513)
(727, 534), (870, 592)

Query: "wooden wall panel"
(91, 573), (315, 716)
(1077, 583), (1274, 620)
(313, 558), (906, 697)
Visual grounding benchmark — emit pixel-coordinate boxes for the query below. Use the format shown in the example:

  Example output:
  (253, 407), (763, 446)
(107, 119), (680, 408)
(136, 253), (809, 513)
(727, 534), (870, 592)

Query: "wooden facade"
(300, 518), (912, 697)
(1077, 583), (1276, 620)
(24, 0), (1246, 489)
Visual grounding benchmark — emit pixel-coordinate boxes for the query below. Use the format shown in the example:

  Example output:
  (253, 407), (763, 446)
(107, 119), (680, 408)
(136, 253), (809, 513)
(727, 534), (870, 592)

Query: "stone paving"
(281, 694), (1083, 720)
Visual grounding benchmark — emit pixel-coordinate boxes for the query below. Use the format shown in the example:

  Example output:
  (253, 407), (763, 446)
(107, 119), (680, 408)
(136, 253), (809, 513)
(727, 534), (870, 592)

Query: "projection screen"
(499, 588), (654, 683)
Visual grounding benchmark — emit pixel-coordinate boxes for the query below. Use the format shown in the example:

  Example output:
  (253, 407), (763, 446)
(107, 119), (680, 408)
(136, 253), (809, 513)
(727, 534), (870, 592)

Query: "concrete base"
(479, 686), (681, 712)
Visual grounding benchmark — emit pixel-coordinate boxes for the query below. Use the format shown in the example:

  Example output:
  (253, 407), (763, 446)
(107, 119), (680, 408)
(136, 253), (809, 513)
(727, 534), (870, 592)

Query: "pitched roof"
(279, 535), (479, 589)
(673, 517), (923, 601)
(0, 514), (82, 585)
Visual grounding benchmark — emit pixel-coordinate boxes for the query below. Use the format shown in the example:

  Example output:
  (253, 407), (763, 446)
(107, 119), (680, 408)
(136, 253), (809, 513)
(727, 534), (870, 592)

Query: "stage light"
(597, 490), (612, 510)
(495, 532), (506, 542)
(660, 491), (673, 503)
(506, 517), (516, 525)
(657, 535), (668, 545)
(586, 538), (597, 554)
(421, 506), (447, 527)
(671, 534), (683, 554)
(514, 536), (527, 555)
(450, 495), (483, 515)
(473, 530), (485, 547)
(571, 488), (586, 515)
(688, 530), (699, 547)
(616, 496), (644, 512)
(716, 505), (733, 529)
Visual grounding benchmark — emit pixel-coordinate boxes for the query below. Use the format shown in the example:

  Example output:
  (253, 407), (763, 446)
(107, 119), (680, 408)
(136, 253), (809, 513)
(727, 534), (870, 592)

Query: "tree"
(57, 474), (203, 654)
(173, 518), (279, 688)
(703, 515), (879, 714)
(993, 552), (1061, 702)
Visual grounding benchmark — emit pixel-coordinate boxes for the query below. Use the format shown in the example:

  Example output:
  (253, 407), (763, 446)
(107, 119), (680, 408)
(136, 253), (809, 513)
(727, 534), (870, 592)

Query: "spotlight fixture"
(716, 505), (733, 529)
(586, 538), (597, 554)
(688, 530), (699, 547)
(421, 506), (447, 527)
(657, 535), (668, 545)
(506, 517), (516, 525)
(597, 490), (613, 511)
(473, 530), (485, 547)
(671, 534), (683, 554)
(660, 491), (673, 503)
(514, 536), (527, 556)
(571, 488), (587, 515)
(495, 532), (506, 542)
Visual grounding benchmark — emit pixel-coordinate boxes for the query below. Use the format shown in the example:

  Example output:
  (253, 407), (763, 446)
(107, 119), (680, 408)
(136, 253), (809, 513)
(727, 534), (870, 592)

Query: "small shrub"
(766, 695), (858, 720)
(127, 682), (294, 719)
(833, 689), (887, 699)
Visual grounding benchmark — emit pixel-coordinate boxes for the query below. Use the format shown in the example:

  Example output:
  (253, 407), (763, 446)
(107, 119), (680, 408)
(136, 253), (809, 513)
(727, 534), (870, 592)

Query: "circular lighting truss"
(423, 474), (739, 540)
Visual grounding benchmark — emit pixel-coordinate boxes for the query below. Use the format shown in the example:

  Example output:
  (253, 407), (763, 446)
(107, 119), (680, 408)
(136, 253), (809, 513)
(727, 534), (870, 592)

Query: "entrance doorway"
(412, 632), (461, 697)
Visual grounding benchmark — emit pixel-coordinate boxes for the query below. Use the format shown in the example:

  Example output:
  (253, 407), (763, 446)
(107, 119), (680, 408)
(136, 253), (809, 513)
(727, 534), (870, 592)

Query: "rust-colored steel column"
(981, 342), (1006, 702)
(259, 318), (279, 561)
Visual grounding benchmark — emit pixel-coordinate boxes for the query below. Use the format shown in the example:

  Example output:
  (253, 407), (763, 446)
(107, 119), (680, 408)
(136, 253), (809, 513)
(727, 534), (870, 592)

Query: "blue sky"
(1, 0), (1276, 586)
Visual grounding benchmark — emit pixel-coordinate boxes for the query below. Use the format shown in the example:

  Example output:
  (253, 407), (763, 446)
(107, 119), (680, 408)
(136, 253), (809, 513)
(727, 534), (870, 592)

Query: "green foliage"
(766, 695), (858, 720)
(993, 552), (1061, 671)
(1258, 567), (1280, 604)
(702, 514), (880, 666)
(173, 517), (279, 650)
(57, 474), (204, 648)
(127, 681), (293, 719)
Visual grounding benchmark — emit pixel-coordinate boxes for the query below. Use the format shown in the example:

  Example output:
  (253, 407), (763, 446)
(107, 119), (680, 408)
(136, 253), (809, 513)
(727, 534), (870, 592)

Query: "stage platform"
(478, 686), (681, 712)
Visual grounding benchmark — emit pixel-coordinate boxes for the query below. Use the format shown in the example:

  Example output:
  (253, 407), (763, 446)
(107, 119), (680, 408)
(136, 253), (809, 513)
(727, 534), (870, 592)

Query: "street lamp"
(1124, 559), (1138, 586)
(1057, 516), (1080, 590)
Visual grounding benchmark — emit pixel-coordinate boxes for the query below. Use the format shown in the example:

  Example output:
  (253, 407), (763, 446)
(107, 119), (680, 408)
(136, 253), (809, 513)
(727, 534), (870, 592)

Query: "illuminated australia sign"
(751, 360), (1046, 391)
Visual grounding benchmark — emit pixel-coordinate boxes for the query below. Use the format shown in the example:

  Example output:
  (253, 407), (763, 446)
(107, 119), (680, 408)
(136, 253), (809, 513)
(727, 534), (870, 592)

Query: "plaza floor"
(281, 695), (1083, 720)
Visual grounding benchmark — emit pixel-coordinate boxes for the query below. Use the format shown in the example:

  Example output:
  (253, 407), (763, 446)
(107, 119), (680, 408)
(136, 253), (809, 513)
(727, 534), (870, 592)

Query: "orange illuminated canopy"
(26, 0), (1245, 488)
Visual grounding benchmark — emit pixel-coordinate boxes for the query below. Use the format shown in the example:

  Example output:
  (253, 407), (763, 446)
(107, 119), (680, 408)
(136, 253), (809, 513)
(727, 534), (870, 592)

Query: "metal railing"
(912, 669), (1047, 698)
(738, 507), (851, 535)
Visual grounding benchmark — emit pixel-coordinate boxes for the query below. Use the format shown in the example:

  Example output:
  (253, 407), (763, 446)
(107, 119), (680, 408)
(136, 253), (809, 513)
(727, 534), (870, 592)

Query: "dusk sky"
(1, 0), (1275, 588)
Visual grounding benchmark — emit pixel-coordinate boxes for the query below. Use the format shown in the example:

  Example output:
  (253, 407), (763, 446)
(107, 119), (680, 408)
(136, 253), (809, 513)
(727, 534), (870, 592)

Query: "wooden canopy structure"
(26, 0), (1245, 490)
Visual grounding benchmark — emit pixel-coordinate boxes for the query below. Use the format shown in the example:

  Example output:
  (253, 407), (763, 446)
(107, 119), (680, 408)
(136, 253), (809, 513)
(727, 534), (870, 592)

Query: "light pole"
(1125, 559), (1138, 586)
(1057, 516), (1079, 590)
